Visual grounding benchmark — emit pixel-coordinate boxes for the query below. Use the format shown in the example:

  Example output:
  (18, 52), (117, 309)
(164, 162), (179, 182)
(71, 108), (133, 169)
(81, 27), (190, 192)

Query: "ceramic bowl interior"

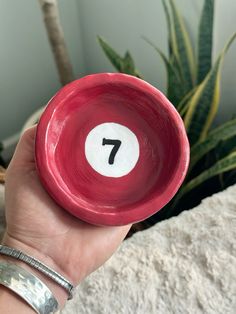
(36, 74), (189, 225)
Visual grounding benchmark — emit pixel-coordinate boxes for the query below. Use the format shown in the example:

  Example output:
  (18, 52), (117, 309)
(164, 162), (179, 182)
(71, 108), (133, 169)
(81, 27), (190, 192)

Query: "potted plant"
(97, 0), (236, 226)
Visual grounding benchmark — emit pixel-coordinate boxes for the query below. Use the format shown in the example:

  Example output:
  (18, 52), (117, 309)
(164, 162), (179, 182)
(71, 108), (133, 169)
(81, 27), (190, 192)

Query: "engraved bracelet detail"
(0, 261), (59, 314)
(0, 244), (74, 300)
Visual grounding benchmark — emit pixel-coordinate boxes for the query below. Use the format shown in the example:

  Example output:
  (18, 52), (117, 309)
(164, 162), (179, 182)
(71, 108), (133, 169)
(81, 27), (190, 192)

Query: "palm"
(4, 127), (130, 283)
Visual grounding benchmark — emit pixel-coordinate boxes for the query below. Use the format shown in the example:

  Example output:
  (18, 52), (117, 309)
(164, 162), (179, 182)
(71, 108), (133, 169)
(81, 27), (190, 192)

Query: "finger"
(7, 126), (37, 171)
(105, 224), (132, 244)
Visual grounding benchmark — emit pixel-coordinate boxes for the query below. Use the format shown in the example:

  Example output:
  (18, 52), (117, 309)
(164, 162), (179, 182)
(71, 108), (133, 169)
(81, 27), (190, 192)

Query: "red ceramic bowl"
(35, 73), (189, 226)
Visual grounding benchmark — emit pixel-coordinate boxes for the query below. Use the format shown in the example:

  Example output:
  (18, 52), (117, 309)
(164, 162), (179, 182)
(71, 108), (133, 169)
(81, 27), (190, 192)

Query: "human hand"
(2, 126), (131, 306)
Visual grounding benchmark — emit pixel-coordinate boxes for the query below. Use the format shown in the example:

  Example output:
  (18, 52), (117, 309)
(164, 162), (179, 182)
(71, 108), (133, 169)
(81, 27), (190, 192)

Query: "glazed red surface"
(35, 73), (190, 226)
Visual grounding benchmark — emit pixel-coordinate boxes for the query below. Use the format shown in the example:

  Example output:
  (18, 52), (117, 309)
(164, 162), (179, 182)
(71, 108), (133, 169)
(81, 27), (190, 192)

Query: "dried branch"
(38, 0), (75, 85)
(0, 166), (5, 184)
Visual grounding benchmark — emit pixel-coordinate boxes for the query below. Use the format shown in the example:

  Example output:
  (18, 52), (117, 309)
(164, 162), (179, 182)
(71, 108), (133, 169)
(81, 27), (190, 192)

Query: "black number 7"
(102, 138), (121, 165)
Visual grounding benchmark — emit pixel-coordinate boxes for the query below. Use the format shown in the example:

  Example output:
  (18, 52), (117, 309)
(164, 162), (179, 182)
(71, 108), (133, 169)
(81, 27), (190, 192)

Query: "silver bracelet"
(0, 244), (74, 300)
(0, 261), (59, 314)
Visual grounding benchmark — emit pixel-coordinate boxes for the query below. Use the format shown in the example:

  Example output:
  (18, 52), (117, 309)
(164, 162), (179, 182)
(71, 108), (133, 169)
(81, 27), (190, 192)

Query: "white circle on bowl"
(85, 123), (140, 178)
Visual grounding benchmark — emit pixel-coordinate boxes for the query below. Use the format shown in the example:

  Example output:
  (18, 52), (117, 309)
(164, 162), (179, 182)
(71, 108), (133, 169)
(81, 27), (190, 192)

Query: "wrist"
(1, 233), (71, 308)
(0, 284), (36, 314)
(2, 229), (87, 285)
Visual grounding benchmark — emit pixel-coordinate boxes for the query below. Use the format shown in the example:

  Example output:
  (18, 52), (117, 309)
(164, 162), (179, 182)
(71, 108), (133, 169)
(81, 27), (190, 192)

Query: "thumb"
(7, 126), (37, 173)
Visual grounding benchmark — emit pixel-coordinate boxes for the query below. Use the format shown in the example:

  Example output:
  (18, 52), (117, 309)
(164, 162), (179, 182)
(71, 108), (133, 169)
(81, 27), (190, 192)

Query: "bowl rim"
(35, 73), (190, 226)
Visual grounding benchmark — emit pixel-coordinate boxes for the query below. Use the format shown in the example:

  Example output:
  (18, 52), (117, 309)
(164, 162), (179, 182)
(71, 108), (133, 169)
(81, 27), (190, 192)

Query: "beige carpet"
(1, 184), (236, 313)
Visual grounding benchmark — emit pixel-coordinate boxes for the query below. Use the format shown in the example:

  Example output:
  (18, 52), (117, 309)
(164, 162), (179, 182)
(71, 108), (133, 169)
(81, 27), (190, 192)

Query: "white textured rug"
(0, 184), (236, 313)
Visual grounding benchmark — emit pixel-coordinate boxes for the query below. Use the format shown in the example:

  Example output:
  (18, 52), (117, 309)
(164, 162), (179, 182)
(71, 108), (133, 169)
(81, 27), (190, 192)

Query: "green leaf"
(97, 36), (142, 78)
(197, 0), (214, 84)
(215, 135), (236, 188)
(161, 0), (173, 56)
(177, 86), (198, 116)
(215, 136), (236, 160)
(122, 51), (143, 78)
(190, 118), (236, 170)
(168, 0), (196, 92)
(143, 37), (185, 105)
(222, 169), (236, 187)
(167, 56), (186, 105)
(122, 51), (135, 74)
(97, 36), (123, 72)
(126, 57), (143, 78)
(184, 33), (236, 145)
(182, 151), (236, 196)
(213, 115), (236, 166)
(161, 0), (194, 102)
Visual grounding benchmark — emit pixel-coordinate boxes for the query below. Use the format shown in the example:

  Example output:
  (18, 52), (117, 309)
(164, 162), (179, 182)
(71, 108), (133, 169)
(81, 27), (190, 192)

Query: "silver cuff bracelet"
(0, 244), (74, 300)
(0, 261), (59, 314)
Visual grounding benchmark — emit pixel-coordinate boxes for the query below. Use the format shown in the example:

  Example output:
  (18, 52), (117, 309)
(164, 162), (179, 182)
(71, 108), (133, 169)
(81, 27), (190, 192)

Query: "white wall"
(77, 0), (236, 124)
(0, 0), (85, 141)
(214, 0), (236, 123)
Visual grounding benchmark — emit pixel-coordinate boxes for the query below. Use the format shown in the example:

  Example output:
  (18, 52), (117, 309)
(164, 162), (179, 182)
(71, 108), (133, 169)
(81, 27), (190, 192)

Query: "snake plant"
(98, 0), (236, 222)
